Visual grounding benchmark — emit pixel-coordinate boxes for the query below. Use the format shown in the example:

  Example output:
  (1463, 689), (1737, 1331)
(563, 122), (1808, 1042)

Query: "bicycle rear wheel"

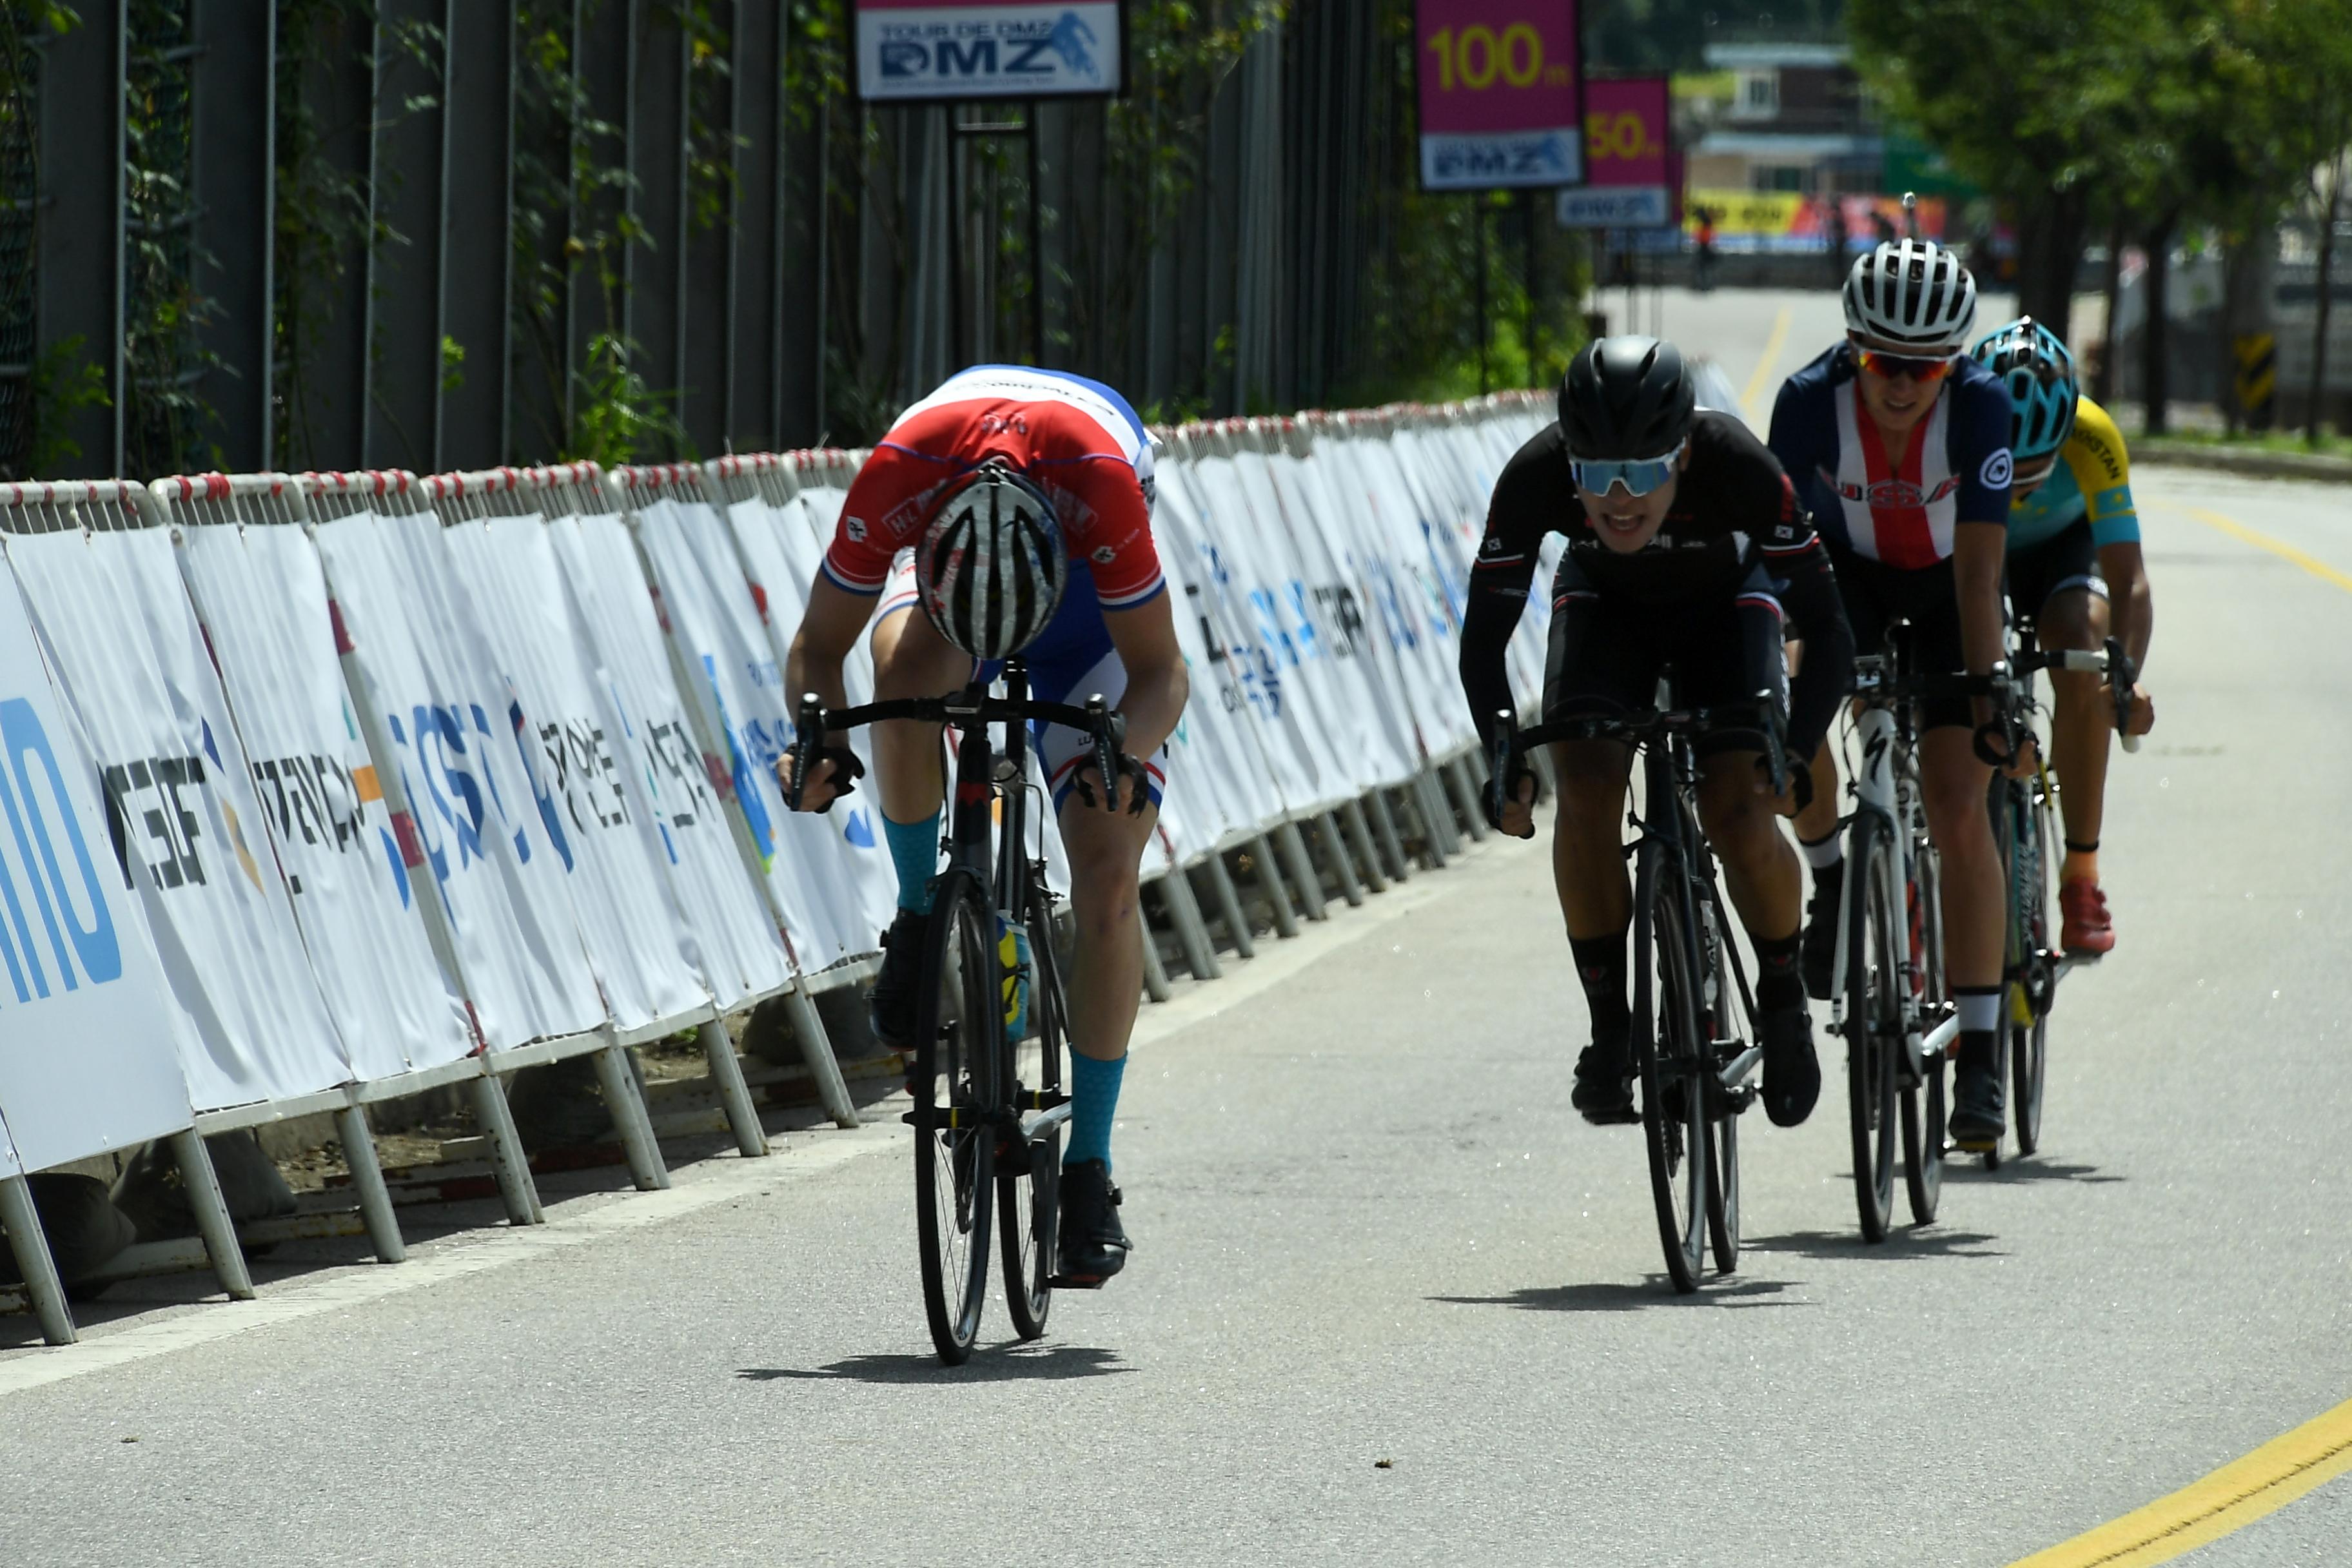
(1000, 892), (1067, 1341)
(1635, 848), (1709, 1293)
(2012, 779), (2055, 1155)
(913, 873), (999, 1365)
(1901, 840), (1945, 1224)
(1843, 813), (1901, 1242)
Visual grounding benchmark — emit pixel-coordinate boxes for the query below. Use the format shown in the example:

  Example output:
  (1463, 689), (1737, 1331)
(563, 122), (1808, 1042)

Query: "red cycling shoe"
(2060, 879), (2115, 956)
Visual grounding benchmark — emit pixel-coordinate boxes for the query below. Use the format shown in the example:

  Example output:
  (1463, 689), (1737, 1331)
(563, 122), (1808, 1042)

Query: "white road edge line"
(0, 842), (1486, 1400)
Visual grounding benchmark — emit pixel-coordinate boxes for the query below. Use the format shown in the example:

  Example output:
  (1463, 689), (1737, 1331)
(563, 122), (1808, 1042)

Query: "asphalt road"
(4, 295), (2348, 1567)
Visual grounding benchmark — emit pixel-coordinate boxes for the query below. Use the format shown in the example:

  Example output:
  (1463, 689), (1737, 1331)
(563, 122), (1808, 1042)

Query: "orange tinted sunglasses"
(1855, 348), (1957, 383)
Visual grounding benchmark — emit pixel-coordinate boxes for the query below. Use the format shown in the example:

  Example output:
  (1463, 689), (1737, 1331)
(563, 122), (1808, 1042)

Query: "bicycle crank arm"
(1908, 1014), (1961, 1067)
(1718, 1043), (1763, 1090)
(1020, 1102), (1073, 1143)
(2054, 952), (2103, 975)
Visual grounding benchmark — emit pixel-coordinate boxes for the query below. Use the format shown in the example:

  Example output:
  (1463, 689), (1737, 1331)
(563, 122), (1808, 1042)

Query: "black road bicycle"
(1491, 688), (1787, 1293)
(789, 663), (1126, 1364)
(1988, 627), (2141, 1165)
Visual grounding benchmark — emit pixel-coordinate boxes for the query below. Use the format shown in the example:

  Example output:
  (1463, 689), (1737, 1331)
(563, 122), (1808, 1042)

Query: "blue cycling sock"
(1064, 1051), (1126, 1173)
(883, 810), (941, 915)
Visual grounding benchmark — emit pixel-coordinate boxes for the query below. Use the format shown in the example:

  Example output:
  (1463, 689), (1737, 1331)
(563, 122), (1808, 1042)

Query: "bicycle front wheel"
(1901, 839), (1945, 1224)
(913, 873), (1000, 1365)
(1000, 893), (1068, 1341)
(1843, 813), (1901, 1242)
(1699, 885), (1741, 1275)
(1635, 848), (1709, 1293)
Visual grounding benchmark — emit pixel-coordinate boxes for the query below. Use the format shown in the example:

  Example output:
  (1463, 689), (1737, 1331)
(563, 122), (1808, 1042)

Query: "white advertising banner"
(314, 511), (607, 1049)
(632, 495), (861, 970)
(175, 521), (475, 1083)
(3, 527), (352, 1115)
(547, 511), (790, 1010)
(0, 568), (191, 1173)
(716, 495), (899, 941)
(446, 516), (712, 1033)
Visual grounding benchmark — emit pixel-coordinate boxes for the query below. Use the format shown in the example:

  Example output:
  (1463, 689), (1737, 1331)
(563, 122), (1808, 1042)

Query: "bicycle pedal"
(1949, 1135), (1997, 1155)
(1019, 1089), (1070, 1112)
(1048, 1273), (1108, 1291)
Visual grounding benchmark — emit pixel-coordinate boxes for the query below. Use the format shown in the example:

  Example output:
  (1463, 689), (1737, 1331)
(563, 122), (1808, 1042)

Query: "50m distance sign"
(1415, 0), (1585, 191)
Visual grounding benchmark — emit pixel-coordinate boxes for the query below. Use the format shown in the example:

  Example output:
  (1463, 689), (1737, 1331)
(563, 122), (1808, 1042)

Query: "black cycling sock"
(1753, 930), (1805, 1011)
(1567, 930), (1631, 1037)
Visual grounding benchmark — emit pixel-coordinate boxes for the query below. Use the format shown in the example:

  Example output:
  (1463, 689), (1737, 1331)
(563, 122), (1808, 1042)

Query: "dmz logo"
(878, 11), (1101, 84)
(1432, 133), (1574, 182)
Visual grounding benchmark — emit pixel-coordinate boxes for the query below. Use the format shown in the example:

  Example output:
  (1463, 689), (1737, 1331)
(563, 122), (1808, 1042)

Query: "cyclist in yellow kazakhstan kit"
(1969, 319), (2157, 952)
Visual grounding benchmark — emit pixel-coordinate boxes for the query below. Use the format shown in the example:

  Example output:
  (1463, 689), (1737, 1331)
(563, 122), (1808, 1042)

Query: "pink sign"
(1584, 76), (1669, 189)
(1415, 0), (1584, 191)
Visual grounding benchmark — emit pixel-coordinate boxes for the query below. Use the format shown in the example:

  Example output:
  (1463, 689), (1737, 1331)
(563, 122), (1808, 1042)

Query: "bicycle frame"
(1830, 658), (1961, 1074)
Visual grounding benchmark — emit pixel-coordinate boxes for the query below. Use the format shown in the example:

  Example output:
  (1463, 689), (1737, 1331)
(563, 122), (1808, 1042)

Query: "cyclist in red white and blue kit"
(774, 365), (1190, 1286)
(1769, 239), (2022, 1150)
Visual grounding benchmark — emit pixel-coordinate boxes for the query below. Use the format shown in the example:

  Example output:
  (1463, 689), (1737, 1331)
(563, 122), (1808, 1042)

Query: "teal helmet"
(1970, 317), (2079, 464)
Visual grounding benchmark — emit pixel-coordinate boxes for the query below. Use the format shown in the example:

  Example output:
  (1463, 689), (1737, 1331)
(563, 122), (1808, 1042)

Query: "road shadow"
(1429, 1275), (1806, 1313)
(1960, 1159), (2124, 1186)
(738, 1342), (1135, 1384)
(1744, 1227), (2006, 1261)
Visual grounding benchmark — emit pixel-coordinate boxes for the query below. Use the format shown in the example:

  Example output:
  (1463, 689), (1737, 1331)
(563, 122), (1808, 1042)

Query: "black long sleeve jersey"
(1457, 409), (1854, 758)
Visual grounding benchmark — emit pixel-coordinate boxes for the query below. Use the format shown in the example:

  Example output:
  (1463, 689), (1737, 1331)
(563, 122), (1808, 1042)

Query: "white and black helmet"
(1843, 239), (1977, 354)
(916, 462), (1068, 661)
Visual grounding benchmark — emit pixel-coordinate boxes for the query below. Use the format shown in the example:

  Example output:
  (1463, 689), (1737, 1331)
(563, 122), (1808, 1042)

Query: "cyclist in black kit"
(1460, 337), (1856, 1128)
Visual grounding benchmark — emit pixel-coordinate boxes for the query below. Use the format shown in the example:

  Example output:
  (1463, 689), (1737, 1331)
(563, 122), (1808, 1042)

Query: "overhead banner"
(1415, 0), (1584, 190)
(0, 565), (190, 1175)
(854, 0), (1122, 102)
(1556, 75), (1672, 229)
(5, 527), (355, 1115)
(1684, 189), (1948, 254)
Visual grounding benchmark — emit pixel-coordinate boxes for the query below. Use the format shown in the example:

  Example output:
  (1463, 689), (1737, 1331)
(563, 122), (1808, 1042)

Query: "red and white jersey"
(820, 365), (1164, 612)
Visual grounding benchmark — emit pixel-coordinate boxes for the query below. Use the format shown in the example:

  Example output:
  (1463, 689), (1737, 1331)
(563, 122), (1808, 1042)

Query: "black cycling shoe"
(1801, 871), (1843, 1001)
(1759, 1003), (1821, 1128)
(1054, 1159), (1130, 1287)
(1949, 1043), (2006, 1150)
(1571, 1027), (1639, 1125)
(867, 908), (928, 1050)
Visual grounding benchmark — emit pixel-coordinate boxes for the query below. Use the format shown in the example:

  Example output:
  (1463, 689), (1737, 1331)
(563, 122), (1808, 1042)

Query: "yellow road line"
(2007, 1395), (2352, 1567)
(1739, 306), (1793, 420)
(2177, 504), (2352, 594)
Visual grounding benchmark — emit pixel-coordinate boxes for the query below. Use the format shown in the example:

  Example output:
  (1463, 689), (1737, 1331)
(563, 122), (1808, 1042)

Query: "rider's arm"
(1770, 528), (1853, 760)
(1098, 592), (1190, 765)
(2070, 401), (2151, 669)
(1951, 374), (2015, 679)
(777, 575), (876, 808)
(1457, 434), (1556, 745)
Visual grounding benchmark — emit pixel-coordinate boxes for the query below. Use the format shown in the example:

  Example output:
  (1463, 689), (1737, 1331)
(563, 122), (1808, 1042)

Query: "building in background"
(1685, 42), (1877, 199)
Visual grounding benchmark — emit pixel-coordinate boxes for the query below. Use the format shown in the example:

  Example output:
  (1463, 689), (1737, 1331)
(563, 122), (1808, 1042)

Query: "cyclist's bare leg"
(1918, 727), (2003, 990)
(1056, 790), (1159, 1064)
(2037, 587), (2112, 882)
(1793, 740), (1842, 847)
(1550, 738), (1634, 939)
(868, 604), (968, 823)
(1695, 752), (1799, 941)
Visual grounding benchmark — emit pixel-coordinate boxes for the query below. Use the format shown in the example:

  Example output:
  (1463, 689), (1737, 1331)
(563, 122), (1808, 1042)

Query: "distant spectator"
(1828, 202), (1850, 287)
(1696, 208), (1718, 291)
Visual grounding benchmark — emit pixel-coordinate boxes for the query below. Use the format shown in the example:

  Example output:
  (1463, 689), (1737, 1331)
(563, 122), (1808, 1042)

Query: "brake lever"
(1084, 694), (1123, 813)
(2106, 636), (2142, 754)
(787, 692), (824, 812)
(1754, 689), (1789, 799)
(1486, 709), (1518, 828)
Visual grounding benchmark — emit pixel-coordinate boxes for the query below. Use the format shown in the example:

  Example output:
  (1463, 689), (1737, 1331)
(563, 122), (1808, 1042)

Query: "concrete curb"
(2135, 440), (2352, 485)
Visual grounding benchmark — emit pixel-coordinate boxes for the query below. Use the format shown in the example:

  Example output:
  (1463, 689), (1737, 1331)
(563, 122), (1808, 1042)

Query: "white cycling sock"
(1957, 988), (2003, 1035)
(1800, 834), (1843, 872)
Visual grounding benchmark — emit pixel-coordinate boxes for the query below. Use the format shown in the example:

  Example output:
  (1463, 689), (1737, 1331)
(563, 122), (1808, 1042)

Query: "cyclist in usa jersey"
(1769, 240), (2023, 1151)
(775, 365), (1190, 1286)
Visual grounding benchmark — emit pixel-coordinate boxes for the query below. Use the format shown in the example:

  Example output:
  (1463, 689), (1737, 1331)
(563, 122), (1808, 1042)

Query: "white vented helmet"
(916, 463), (1068, 661)
(1843, 239), (1977, 354)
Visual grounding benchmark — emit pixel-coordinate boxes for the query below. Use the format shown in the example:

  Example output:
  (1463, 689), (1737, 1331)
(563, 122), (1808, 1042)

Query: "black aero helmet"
(1558, 335), (1697, 460)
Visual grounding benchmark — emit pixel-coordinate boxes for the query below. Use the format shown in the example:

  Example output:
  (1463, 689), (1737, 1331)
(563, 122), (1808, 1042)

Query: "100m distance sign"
(1415, 0), (1585, 191)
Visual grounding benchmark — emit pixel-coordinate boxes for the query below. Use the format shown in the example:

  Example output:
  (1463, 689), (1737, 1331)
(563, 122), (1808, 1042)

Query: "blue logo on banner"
(1050, 12), (1099, 78)
(0, 697), (124, 1000)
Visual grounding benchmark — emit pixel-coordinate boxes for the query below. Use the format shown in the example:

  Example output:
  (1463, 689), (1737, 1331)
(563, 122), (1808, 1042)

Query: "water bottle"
(997, 917), (1032, 1039)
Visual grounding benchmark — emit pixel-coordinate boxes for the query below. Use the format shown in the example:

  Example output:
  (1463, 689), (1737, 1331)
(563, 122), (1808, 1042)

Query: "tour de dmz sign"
(1414, 0), (1585, 191)
(854, 0), (1124, 101)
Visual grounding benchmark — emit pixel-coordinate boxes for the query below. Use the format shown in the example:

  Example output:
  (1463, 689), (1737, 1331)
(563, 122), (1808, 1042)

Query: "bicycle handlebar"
(785, 687), (1132, 813)
(2010, 640), (2143, 755)
(1488, 691), (1791, 819)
